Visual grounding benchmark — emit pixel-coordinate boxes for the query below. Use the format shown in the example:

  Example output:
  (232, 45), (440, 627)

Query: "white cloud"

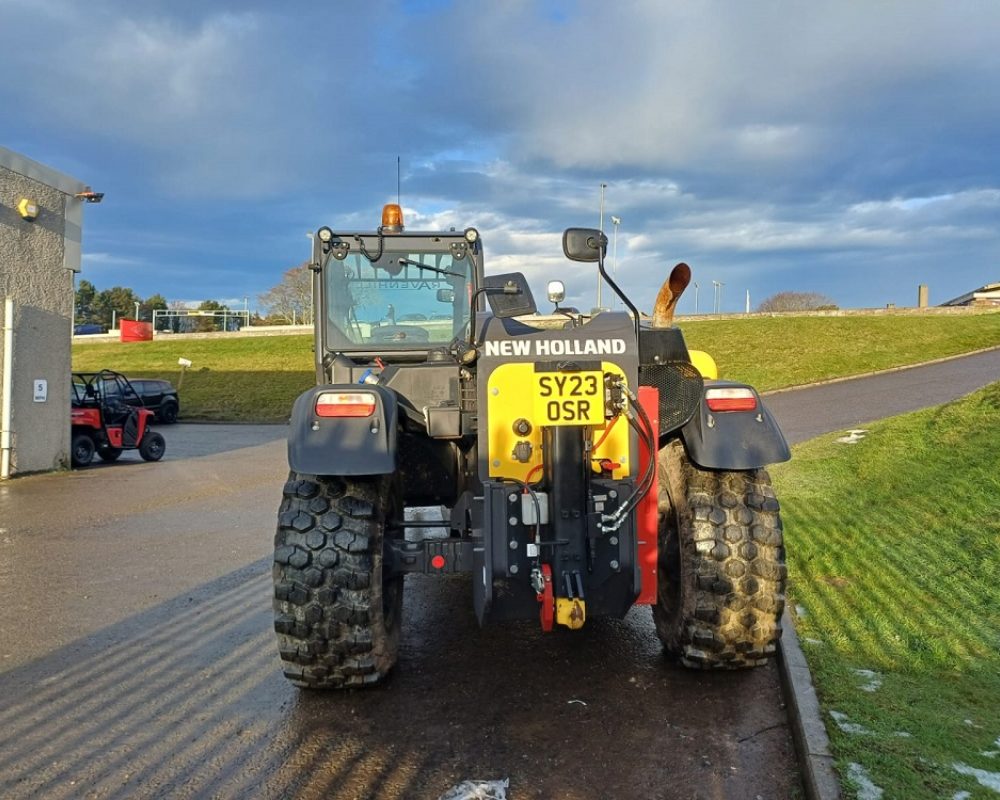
(4, 2), (999, 309)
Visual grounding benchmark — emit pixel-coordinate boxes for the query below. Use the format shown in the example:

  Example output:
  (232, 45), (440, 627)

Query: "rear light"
(315, 392), (377, 418)
(705, 387), (758, 412)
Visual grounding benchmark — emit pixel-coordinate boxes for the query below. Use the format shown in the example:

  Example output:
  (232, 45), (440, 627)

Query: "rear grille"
(638, 361), (704, 434)
(460, 376), (477, 413)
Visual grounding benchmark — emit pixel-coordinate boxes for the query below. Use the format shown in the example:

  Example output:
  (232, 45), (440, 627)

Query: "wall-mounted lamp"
(75, 189), (104, 203)
(16, 198), (39, 220)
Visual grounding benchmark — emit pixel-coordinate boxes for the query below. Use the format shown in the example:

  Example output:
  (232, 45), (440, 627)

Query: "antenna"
(397, 156), (401, 206)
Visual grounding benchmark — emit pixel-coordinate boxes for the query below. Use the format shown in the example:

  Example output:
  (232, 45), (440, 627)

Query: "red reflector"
(705, 387), (758, 413)
(315, 392), (376, 418)
(431, 555), (446, 569)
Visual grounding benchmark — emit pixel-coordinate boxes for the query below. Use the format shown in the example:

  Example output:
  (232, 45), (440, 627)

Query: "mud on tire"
(653, 442), (786, 668)
(273, 472), (403, 688)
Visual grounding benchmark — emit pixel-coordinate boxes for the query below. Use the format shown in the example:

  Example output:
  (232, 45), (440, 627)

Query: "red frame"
(635, 386), (660, 605)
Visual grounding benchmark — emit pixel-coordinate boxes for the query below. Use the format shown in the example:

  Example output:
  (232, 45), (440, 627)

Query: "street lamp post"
(711, 281), (722, 314)
(134, 301), (140, 321)
(693, 282), (699, 314)
(610, 215), (621, 309)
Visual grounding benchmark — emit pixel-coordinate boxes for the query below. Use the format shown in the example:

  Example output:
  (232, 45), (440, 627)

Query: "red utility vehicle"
(70, 370), (166, 467)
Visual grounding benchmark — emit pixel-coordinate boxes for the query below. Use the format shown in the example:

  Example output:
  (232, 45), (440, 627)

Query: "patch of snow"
(803, 638), (824, 645)
(952, 762), (1000, 792)
(952, 792), (971, 800)
(982, 751), (999, 759)
(847, 762), (883, 800)
(964, 719), (982, 728)
(893, 731), (913, 738)
(795, 604), (807, 618)
(836, 430), (868, 444)
(830, 710), (873, 735)
(853, 669), (883, 692)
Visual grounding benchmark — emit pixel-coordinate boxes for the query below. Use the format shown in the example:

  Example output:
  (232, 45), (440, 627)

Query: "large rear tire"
(653, 441), (786, 668)
(273, 472), (403, 689)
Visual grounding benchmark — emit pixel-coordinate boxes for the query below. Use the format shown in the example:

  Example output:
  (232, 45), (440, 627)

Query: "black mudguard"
(679, 381), (790, 470)
(287, 384), (398, 475)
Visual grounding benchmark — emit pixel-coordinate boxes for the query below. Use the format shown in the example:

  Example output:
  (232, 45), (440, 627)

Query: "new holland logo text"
(484, 338), (627, 358)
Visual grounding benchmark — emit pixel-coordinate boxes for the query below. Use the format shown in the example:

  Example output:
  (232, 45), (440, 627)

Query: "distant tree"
(757, 292), (838, 313)
(94, 286), (142, 328)
(259, 262), (313, 325)
(142, 293), (169, 314)
(194, 299), (229, 332)
(74, 279), (100, 325)
(139, 293), (168, 326)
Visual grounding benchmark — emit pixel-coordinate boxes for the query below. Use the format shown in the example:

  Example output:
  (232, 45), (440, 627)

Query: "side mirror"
(562, 228), (607, 263)
(436, 288), (455, 303)
(483, 272), (537, 318)
(546, 280), (566, 305)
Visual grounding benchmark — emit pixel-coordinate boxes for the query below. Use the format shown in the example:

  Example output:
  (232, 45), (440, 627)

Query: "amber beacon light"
(381, 203), (404, 232)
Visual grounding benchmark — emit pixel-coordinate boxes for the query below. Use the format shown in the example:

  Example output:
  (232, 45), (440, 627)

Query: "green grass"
(73, 335), (315, 422)
(770, 383), (1000, 799)
(73, 311), (1000, 421)
(680, 311), (1000, 390)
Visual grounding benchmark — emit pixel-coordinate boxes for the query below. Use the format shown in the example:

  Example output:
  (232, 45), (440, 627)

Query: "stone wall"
(0, 156), (83, 475)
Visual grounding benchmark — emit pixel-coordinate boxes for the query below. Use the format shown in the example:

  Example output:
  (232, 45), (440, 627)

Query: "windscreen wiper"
(397, 258), (463, 278)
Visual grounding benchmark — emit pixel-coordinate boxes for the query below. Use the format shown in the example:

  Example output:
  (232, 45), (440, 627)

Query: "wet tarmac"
(4, 348), (999, 798)
(0, 435), (800, 799)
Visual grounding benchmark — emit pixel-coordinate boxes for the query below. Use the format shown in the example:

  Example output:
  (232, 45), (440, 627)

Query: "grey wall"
(0, 161), (81, 475)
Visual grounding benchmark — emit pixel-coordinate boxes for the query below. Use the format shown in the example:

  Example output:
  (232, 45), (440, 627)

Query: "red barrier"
(120, 319), (153, 342)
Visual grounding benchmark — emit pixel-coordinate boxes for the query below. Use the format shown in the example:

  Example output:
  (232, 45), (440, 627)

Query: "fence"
(152, 309), (251, 334)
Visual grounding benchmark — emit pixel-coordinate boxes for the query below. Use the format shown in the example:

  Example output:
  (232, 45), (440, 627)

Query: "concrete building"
(940, 282), (1000, 307)
(1, 146), (90, 477)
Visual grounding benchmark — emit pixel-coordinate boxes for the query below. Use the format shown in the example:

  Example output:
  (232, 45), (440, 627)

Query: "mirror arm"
(597, 252), (640, 342)
(466, 286), (500, 352)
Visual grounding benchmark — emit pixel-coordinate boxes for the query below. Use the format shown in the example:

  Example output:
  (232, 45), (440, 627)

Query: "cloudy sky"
(3, 0), (999, 313)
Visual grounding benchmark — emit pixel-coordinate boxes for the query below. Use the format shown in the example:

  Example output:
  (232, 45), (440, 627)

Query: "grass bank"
(73, 311), (1000, 421)
(771, 382), (1000, 799)
(73, 336), (315, 422)
(680, 310), (1000, 389)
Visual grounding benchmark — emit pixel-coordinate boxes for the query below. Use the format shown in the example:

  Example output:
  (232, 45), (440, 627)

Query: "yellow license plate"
(534, 370), (605, 426)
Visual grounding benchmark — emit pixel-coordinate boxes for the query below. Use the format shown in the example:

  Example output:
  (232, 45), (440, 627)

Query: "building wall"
(0, 159), (82, 475)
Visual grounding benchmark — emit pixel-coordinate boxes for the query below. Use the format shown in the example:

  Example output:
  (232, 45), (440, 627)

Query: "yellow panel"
(486, 362), (544, 482)
(689, 349), (719, 380)
(556, 598), (586, 629)
(487, 362), (631, 481)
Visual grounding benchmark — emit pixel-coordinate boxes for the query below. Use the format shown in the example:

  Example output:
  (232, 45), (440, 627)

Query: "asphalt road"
(764, 346), (1000, 445)
(1, 350), (996, 799)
